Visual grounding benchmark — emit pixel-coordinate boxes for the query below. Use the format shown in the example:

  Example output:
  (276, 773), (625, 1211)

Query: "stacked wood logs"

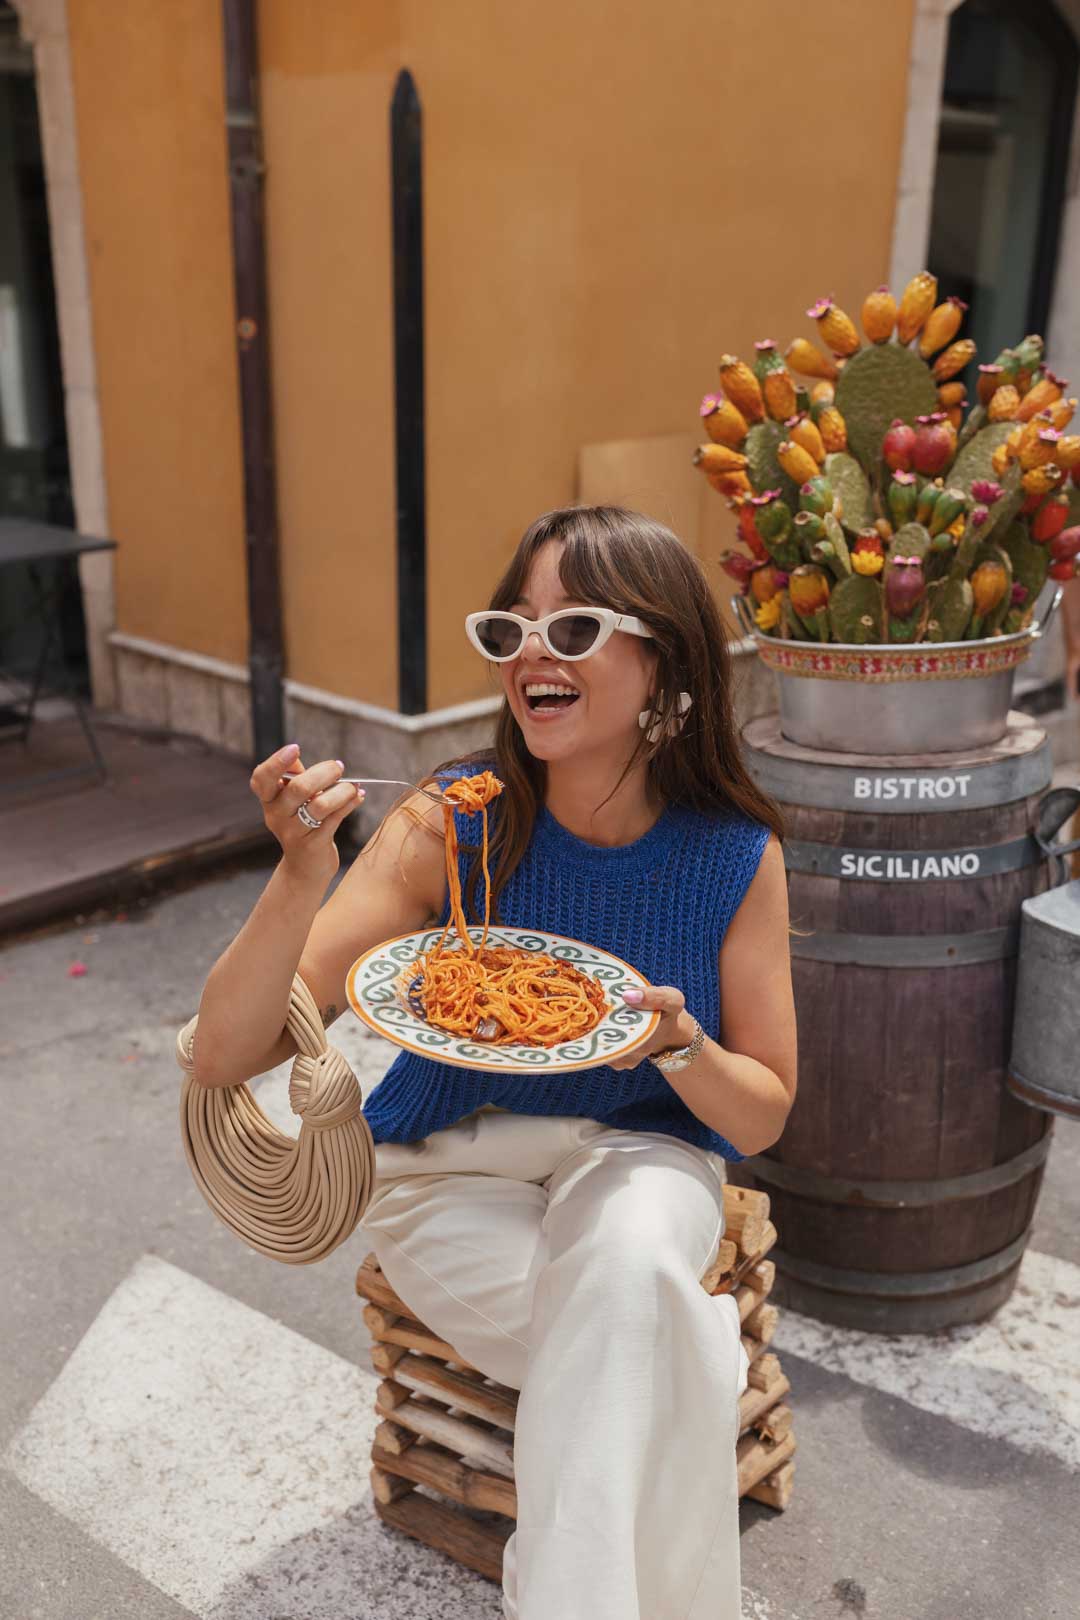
(356, 1181), (794, 1583)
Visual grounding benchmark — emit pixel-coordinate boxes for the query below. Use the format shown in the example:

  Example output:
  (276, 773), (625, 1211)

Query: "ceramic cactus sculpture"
(705, 271), (1079, 642)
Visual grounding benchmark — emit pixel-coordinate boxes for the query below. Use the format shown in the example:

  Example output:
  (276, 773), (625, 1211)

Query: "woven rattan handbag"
(175, 971), (377, 1263)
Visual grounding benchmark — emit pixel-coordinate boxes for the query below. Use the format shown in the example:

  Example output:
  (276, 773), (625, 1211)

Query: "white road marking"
(1, 1255), (498, 1618)
(773, 1244), (1080, 1471)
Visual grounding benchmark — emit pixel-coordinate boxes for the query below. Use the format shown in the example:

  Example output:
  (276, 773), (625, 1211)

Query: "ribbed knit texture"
(362, 765), (772, 1160)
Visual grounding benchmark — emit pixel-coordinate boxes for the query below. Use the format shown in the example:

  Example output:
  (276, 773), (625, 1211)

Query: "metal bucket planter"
(731, 583), (1064, 756)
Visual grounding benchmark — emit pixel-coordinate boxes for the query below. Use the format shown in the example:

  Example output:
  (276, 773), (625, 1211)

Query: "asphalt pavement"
(1, 850), (1077, 1620)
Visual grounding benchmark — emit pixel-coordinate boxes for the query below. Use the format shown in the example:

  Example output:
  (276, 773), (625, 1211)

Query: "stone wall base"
(107, 631), (781, 845)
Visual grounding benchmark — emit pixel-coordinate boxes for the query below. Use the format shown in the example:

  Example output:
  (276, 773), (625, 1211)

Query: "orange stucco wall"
(69, 0), (916, 713)
(67, 0), (248, 667)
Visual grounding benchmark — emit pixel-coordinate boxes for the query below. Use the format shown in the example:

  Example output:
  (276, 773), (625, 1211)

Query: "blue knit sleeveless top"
(361, 766), (772, 1161)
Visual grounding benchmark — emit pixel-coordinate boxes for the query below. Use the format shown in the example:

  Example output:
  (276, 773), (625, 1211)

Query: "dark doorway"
(926, 0), (1079, 386)
(0, 4), (87, 695)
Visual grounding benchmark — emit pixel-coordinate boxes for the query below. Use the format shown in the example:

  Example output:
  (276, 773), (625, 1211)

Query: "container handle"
(1033, 784), (1080, 888)
(730, 592), (758, 639)
(1027, 583), (1063, 641)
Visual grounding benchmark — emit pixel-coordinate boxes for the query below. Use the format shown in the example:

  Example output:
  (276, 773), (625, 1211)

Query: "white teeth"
(524, 682), (580, 697)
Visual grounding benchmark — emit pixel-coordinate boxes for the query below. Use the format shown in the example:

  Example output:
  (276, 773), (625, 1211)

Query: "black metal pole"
(222, 0), (285, 760)
(391, 69), (428, 715)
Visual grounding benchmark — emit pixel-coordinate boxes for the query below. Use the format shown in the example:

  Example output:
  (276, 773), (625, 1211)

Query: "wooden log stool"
(355, 1182), (796, 1583)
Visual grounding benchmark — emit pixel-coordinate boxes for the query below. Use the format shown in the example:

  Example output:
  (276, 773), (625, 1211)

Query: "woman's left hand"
(608, 984), (698, 1070)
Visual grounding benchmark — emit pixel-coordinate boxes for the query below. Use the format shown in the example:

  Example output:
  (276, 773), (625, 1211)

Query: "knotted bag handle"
(175, 972), (377, 1264)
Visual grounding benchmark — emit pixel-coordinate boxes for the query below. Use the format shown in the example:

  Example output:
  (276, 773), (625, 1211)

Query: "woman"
(193, 504), (797, 1620)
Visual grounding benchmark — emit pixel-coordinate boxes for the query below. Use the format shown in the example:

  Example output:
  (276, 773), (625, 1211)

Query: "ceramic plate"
(346, 925), (661, 1073)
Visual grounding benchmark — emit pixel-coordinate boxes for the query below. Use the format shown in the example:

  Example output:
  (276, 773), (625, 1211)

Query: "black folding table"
(0, 518), (118, 798)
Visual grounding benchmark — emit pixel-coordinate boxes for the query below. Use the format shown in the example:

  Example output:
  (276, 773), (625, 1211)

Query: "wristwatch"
(650, 1017), (706, 1074)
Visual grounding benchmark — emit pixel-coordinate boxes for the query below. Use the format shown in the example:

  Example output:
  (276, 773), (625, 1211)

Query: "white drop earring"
(638, 690), (692, 744)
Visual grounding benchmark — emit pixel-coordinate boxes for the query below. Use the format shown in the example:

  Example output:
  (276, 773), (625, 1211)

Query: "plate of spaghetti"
(345, 770), (661, 1073)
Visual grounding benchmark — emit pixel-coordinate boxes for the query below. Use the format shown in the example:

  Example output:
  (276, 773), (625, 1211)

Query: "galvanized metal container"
(730, 582), (1063, 756)
(1008, 788), (1080, 1120)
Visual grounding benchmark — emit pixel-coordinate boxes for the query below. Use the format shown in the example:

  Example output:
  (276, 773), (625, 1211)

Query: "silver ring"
(296, 801), (323, 830)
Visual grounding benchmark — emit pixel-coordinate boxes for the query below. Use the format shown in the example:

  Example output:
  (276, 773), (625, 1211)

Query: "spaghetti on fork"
(397, 771), (609, 1046)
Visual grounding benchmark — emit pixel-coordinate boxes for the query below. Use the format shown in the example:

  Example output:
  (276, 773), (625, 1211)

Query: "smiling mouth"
(524, 690), (579, 709)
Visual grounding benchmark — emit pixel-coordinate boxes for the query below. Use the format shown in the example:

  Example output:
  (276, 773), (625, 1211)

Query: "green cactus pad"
(822, 511), (853, 574)
(827, 573), (884, 644)
(1067, 484), (1080, 528)
(823, 452), (873, 532)
(924, 577), (974, 642)
(996, 520), (1049, 612)
(745, 421), (800, 508)
(887, 521), (932, 562)
(833, 344), (938, 476)
(948, 422), (1015, 494)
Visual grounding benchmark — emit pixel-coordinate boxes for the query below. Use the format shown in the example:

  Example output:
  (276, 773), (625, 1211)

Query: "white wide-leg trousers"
(359, 1103), (749, 1620)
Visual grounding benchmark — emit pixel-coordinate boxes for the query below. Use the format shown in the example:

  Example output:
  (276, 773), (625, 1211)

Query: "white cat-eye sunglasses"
(464, 607), (653, 663)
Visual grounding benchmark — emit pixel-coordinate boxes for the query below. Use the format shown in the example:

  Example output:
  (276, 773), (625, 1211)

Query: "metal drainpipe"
(222, 0), (285, 761)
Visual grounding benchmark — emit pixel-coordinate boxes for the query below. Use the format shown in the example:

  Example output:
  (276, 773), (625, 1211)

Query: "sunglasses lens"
(473, 616), (523, 659)
(547, 614), (602, 657)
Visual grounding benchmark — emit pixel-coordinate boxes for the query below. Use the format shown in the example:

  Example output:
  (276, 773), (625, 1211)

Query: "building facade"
(4, 0), (1079, 798)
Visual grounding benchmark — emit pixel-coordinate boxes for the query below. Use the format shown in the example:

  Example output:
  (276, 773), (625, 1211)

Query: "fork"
(281, 771), (446, 804)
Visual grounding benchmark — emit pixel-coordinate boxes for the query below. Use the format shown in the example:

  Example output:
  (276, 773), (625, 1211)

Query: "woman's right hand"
(250, 743), (366, 882)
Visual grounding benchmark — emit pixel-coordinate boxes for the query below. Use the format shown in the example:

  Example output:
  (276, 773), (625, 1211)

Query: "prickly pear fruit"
(719, 550), (758, 588)
(786, 413), (826, 465)
(755, 497), (793, 543)
(694, 443), (748, 476)
(1019, 428), (1061, 471)
(912, 414), (955, 476)
(1054, 435), (1080, 470)
(750, 562), (786, 603)
(967, 553), (1011, 638)
(788, 564), (831, 616)
(778, 438), (820, 487)
(988, 385), (1021, 422)
(794, 510), (826, 554)
(736, 499), (769, 559)
(977, 365), (1005, 404)
(918, 297), (967, 359)
(811, 400), (848, 453)
(887, 470), (918, 527)
(785, 338), (839, 381)
(809, 379), (835, 406)
(702, 394), (749, 447)
(754, 340), (798, 423)
(1050, 526), (1080, 563)
(1021, 464), (1063, 496)
(798, 475), (834, 517)
(851, 531), (885, 576)
(883, 419), (916, 471)
(931, 339), (977, 383)
(717, 356), (764, 423)
(1016, 375), (1064, 422)
(915, 480), (944, 528)
(1031, 494), (1069, 542)
(928, 487), (969, 537)
(861, 286), (896, 345)
(807, 296), (860, 358)
(937, 381), (966, 409)
(897, 271), (937, 344)
(884, 553), (926, 620)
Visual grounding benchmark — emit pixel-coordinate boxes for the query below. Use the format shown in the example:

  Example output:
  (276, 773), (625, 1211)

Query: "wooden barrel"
(732, 708), (1057, 1334)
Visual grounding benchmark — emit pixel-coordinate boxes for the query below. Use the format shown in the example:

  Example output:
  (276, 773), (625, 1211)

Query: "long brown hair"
(410, 503), (789, 924)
